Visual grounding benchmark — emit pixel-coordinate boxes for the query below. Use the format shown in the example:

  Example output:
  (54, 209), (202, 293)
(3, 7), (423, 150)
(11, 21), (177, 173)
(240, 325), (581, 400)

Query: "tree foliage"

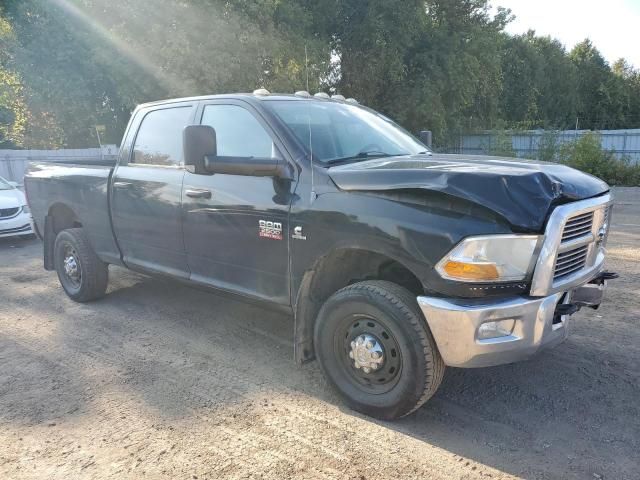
(0, 14), (27, 148)
(500, 32), (579, 129)
(1, 0), (639, 148)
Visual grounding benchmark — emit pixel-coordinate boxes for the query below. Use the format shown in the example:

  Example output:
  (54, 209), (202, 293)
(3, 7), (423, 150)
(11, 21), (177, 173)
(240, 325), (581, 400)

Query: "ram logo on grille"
(597, 206), (611, 244)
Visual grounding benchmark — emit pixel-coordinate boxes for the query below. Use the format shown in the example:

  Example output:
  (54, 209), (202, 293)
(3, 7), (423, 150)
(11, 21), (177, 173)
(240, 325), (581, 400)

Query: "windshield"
(0, 176), (14, 190)
(265, 100), (428, 164)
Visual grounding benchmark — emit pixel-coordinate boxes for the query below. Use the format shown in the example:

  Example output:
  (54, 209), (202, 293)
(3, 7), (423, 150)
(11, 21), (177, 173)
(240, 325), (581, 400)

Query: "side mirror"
(183, 124), (293, 179)
(183, 125), (216, 174)
(204, 155), (293, 179)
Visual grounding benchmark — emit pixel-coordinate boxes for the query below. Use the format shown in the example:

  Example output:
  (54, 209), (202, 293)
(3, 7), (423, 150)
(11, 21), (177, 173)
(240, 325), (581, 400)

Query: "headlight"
(436, 235), (540, 282)
(21, 204), (30, 214)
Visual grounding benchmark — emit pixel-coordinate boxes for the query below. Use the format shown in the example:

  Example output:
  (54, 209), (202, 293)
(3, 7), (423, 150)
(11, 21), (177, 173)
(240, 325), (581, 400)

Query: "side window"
(201, 105), (280, 158)
(132, 106), (192, 166)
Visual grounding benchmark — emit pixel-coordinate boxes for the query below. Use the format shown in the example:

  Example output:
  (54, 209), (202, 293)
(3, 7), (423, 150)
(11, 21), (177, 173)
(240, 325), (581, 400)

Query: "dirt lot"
(0, 188), (638, 480)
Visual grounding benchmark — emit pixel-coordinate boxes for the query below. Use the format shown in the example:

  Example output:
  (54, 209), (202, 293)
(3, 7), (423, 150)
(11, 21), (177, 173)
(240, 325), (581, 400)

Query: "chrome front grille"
(603, 205), (612, 226)
(0, 207), (20, 219)
(554, 245), (588, 279)
(561, 211), (593, 242)
(551, 205), (610, 282)
(530, 193), (613, 297)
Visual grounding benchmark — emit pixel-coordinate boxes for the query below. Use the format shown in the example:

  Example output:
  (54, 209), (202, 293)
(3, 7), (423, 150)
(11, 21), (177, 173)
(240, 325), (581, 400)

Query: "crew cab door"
(111, 102), (196, 278)
(181, 100), (294, 305)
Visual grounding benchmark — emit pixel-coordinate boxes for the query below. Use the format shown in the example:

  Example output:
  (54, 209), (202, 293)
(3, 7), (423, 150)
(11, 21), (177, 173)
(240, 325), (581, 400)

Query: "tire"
(314, 280), (445, 420)
(54, 228), (108, 302)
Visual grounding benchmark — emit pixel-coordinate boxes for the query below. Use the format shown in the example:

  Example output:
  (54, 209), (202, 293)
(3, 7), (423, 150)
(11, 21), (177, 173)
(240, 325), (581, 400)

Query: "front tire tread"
(315, 280), (445, 419)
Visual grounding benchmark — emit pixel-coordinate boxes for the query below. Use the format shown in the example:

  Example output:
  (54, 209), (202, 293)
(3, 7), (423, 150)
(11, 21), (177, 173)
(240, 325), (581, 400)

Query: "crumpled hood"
(0, 188), (24, 209)
(328, 154), (609, 231)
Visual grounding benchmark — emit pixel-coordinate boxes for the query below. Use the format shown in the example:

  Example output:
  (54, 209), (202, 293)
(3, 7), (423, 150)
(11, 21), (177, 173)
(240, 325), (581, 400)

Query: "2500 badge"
(259, 220), (283, 240)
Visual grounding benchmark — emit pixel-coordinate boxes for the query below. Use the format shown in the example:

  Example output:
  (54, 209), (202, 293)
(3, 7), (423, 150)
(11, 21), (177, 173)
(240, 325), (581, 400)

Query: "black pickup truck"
(25, 91), (614, 419)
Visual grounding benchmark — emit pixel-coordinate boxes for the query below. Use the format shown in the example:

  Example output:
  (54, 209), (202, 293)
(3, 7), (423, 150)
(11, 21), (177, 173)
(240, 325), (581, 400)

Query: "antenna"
(308, 105), (315, 203)
(305, 44), (316, 203)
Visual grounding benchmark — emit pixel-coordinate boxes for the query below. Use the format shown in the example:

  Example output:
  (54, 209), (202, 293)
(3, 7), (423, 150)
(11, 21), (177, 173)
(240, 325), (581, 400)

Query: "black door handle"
(185, 189), (212, 199)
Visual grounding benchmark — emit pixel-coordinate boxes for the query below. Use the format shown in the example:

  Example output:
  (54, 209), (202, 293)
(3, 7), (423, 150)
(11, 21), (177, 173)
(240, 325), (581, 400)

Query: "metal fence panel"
(457, 129), (640, 163)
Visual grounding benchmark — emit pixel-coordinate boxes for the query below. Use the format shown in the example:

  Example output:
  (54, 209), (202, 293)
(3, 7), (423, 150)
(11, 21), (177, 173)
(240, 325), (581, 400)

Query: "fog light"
(478, 319), (515, 340)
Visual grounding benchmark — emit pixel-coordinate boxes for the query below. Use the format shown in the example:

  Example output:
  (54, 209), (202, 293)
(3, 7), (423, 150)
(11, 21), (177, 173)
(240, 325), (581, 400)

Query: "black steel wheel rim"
(334, 314), (403, 394)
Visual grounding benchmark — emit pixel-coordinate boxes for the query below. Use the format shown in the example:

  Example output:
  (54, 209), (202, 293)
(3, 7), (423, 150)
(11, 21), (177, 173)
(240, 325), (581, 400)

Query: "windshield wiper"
(324, 150), (407, 166)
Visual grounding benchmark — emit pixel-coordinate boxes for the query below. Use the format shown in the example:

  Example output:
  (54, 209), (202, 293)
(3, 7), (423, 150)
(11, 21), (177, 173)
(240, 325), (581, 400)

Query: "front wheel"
(54, 228), (108, 302)
(314, 280), (445, 420)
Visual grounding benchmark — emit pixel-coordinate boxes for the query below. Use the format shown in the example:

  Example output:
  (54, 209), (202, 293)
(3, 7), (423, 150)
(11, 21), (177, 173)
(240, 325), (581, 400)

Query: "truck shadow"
(0, 235), (38, 248)
(1, 255), (638, 478)
(108, 268), (639, 478)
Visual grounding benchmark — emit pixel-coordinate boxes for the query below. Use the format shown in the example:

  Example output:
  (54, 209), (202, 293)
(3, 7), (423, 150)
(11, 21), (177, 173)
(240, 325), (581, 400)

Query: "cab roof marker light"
(314, 92), (330, 99)
(294, 91), (311, 98)
(253, 88), (270, 96)
(345, 98), (359, 104)
(332, 94), (346, 101)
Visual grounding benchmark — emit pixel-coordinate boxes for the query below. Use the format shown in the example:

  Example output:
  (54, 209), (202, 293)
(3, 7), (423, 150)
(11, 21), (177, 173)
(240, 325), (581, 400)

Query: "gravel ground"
(0, 187), (638, 480)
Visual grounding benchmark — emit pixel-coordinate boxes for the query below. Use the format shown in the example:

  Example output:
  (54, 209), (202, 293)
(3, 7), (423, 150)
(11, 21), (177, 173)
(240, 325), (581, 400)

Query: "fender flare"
(292, 246), (425, 364)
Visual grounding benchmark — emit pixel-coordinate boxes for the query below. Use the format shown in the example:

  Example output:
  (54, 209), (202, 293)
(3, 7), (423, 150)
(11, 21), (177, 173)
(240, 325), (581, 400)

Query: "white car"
(0, 175), (34, 239)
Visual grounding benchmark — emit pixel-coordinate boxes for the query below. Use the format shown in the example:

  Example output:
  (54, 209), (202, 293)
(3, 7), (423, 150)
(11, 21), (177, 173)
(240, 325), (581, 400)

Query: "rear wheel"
(54, 228), (108, 302)
(314, 280), (445, 420)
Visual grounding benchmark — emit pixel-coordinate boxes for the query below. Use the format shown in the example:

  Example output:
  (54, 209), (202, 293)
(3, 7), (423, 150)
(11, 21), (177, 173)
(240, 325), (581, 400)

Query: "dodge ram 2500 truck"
(25, 90), (615, 420)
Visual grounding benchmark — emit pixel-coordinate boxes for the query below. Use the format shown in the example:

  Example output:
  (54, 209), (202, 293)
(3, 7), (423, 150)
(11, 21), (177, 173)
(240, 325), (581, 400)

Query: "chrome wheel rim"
(62, 244), (81, 288)
(349, 333), (385, 373)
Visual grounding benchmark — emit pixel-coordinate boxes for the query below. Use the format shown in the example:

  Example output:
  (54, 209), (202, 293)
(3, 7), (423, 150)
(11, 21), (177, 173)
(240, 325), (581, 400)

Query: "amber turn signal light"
(441, 260), (499, 281)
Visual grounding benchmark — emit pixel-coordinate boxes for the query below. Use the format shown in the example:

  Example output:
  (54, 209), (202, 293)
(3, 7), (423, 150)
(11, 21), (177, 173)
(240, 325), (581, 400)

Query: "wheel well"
(43, 203), (83, 270)
(48, 203), (83, 234)
(294, 249), (424, 363)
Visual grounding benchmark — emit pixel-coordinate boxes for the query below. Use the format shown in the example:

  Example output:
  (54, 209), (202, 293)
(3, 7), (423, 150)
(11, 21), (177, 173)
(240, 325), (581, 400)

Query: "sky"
(493, 0), (640, 68)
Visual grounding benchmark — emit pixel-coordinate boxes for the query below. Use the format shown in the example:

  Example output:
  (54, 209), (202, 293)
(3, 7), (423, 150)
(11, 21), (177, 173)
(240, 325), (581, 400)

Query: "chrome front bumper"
(417, 281), (606, 368)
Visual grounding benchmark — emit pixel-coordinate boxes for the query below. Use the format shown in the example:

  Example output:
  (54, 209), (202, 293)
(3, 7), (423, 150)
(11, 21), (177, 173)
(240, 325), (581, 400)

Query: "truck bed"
(25, 162), (121, 265)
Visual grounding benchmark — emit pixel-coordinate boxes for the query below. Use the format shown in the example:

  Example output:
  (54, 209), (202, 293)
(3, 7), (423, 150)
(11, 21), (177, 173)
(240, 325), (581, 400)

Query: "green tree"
(317, 0), (510, 146)
(2, 1), (639, 150)
(611, 58), (640, 128)
(570, 39), (615, 129)
(0, 12), (27, 148)
(500, 32), (578, 129)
